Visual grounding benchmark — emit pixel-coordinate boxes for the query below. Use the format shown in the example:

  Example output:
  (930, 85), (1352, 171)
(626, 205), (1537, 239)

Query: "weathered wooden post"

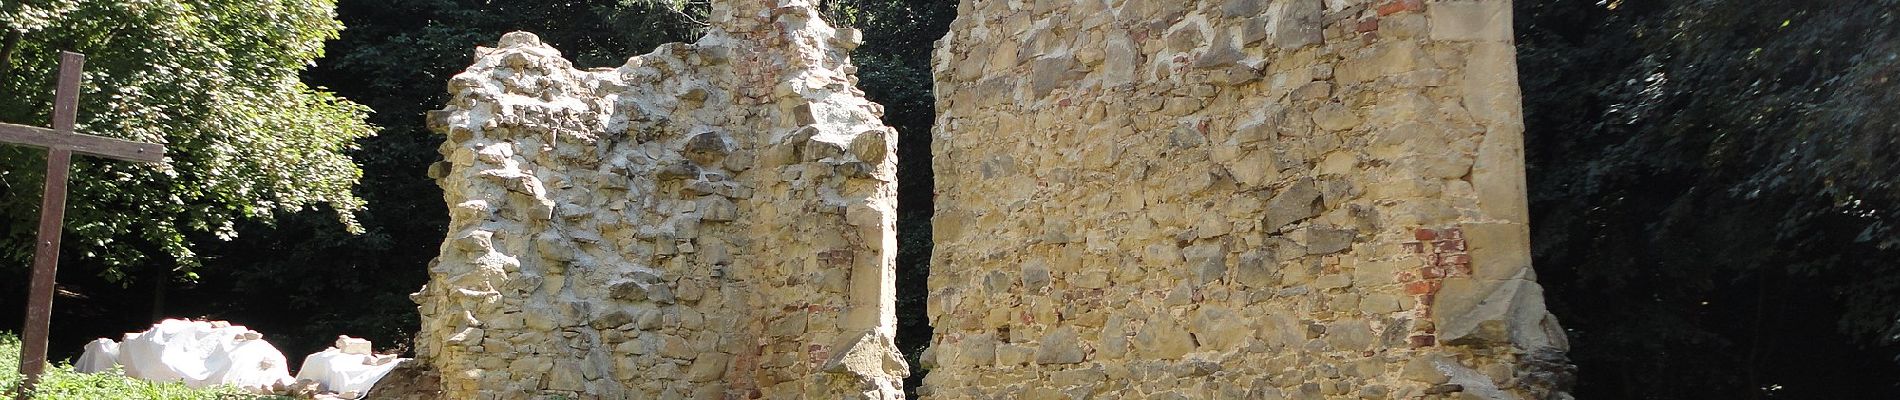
(0, 52), (165, 393)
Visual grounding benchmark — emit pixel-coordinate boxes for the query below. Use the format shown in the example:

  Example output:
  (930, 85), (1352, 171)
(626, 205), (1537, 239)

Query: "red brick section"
(729, 331), (763, 399)
(819, 248), (854, 266)
(1357, 0), (1423, 35)
(1355, 17), (1380, 33)
(807, 343), (831, 372)
(1399, 227), (1469, 347)
(1376, 0), (1425, 16)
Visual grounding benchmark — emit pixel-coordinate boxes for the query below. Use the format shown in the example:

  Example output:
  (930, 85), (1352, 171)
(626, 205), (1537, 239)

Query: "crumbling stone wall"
(413, 0), (907, 398)
(923, 0), (1574, 398)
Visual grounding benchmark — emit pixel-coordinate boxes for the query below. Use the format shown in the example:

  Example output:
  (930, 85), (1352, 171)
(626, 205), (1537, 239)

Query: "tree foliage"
(0, 0), (375, 280)
(1518, 0), (1900, 397)
(169, 0), (708, 357)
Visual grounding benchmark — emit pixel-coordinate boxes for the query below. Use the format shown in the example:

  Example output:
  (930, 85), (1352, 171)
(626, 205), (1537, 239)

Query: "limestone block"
(1324, 319), (1373, 350)
(1264, 179), (1324, 232)
(1427, 0), (1514, 42)
(1134, 313), (1196, 359)
(1190, 306), (1252, 350)
(1400, 353), (1455, 385)
(1433, 268), (1569, 351)
(1312, 102), (1363, 131)
(1301, 225), (1356, 255)
(1221, 0), (1267, 17)
(546, 362), (585, 391)
(1101, 35), (1141, 87)
(996, 344), (1035, 366)
(1336, 41), (1429, 83)
(682, 132), (730, 165)
(958, 334), (999, 367)
(1029, 56), (1084, 97)
(1359, 293), (1403, 314)
(1022, 259), (1053, 291)
(687, 353), (730, 382)
(1267, 0), (1325, 49)
(848, 129), (890, 164)
(1034, 327), (1086, 364)
(336, 336), (373, 355)
(1236, 251), (1278, 288)
(1194, 33), (1245, 70)
(1463, 222), (1531, 280)
(1183, 242), (1229, 285)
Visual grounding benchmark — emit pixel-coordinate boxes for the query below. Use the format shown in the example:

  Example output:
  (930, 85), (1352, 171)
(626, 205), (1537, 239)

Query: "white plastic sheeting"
(293, 336), (405, 399)
(74, 338), (120, 373)
(109, 319), (295, 393)
(74, 320), (410, 397)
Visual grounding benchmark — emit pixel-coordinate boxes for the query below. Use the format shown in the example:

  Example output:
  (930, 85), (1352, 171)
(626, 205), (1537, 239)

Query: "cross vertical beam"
(17, 51), (83, 392)
(5, 51), (163, 397)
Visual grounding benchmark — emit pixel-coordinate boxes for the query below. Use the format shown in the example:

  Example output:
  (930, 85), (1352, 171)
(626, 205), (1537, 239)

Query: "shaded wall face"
(413, 2), (907, 398)
(924, 0), (1573, 398)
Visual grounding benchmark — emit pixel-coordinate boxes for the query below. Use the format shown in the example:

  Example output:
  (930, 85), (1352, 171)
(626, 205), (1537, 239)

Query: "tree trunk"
(0, 29), (22, 98)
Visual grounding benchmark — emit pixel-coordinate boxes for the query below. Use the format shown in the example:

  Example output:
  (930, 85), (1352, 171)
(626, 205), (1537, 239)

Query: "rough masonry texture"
(413, 0), (1576, 398)
(412, 0), (907, 398)
(923, 0), (1574, 398)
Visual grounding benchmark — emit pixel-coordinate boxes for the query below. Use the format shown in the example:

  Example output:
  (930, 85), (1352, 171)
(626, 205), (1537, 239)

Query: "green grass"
(1, 332), (288, 399)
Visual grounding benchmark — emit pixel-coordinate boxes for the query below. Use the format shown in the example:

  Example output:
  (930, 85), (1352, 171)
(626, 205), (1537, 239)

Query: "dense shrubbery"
(0, 332), (285, 400)
(1519, 0), (1900, 397)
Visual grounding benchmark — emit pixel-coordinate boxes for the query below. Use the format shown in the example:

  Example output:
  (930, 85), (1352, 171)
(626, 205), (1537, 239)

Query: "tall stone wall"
(923, 0), (1574, 398)
(413, 0), (907, 398)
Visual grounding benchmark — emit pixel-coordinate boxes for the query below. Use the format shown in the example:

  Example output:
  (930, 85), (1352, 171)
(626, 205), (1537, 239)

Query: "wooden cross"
(1, 52), (164, 390)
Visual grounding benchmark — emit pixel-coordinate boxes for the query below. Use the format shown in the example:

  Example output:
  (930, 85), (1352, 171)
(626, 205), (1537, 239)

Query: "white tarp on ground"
(294, 336), (405, 399)
(74, 338), (119, 373)
(75, 320), (410, 398)
(94, 319), (295, 393)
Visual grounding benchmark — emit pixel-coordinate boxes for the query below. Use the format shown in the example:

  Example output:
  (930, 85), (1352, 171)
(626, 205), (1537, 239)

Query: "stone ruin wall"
(412, 0), (1576, 398)
(413, 0), (909, 398)
(922, 0), (1574, 398)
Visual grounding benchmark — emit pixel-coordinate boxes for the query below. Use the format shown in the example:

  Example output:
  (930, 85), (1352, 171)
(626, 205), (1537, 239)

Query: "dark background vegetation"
(1519, 0), (1900, 397)
(2, 0), (1897, 398)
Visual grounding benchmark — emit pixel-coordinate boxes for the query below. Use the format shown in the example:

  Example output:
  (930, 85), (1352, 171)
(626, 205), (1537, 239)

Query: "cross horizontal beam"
(0, 122), (164, 163)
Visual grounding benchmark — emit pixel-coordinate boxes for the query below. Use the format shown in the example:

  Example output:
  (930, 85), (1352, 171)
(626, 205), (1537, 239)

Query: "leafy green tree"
(2, 332), (282, 399)
(1, 0), (948, 381)
(163, 0), (707, 357)
(0, 0), (375, 281)
(1518, 0), (1900, 397)
(206, 0), (948, 362)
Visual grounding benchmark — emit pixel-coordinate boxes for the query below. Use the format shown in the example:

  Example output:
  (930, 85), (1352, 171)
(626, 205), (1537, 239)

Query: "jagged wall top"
(413, 0), (904, 398)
